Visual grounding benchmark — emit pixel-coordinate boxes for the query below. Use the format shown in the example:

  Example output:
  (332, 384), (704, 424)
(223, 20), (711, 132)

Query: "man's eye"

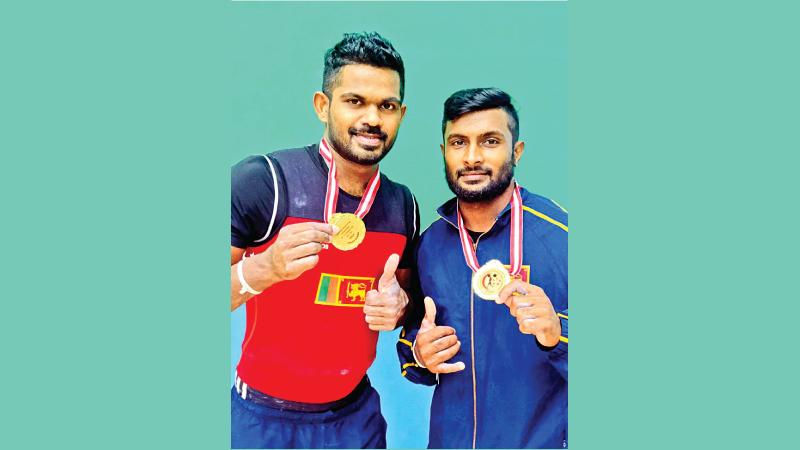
(381, 103), (396, 111)
(347, 99), (361, 105)
(485, 138), (500, 145)
(451, 139), (465, 146)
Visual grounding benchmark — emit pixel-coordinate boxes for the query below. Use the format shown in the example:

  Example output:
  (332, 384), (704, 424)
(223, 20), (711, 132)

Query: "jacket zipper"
(470, 232), (487, 449)
(470, 286), (477, 449)
(441, 214), (488, 449)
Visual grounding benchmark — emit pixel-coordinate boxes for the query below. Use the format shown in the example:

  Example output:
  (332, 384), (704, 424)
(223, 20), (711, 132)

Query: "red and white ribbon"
(319, 138), (381, 222)
(456, 183), (524, 276)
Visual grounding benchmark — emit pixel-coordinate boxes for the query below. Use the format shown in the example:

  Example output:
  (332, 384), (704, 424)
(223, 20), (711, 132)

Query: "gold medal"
(472, 259), (512, 301)
(329, 213), (366, 251)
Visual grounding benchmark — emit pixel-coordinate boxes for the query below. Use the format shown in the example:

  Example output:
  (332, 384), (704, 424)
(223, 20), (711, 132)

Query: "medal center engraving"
(482, 271), (504, 291)
(338, 222), (359, 243)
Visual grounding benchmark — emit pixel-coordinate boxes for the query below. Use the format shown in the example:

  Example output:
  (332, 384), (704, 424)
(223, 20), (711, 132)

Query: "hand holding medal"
(496, 280), (561, 347)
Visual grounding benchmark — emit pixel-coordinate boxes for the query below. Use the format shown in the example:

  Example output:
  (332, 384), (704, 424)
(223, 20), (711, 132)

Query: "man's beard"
(446, 158), (515, 203)
(327, 116), (396, 165)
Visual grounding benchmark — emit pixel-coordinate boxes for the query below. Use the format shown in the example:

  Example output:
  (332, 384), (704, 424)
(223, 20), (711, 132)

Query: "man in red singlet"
(230, 32), (419, 449)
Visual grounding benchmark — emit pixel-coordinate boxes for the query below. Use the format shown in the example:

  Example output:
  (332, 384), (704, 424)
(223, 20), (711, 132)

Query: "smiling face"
(442, 108), (523, 202)
(316, 64), (406, 165)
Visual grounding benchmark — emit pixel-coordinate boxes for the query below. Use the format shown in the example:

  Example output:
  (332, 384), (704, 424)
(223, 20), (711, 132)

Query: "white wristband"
(411, 338), (426, 368)
(237, 257), (262, 295)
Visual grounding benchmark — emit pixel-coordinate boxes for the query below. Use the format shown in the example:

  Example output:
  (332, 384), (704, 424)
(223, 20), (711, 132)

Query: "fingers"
(281, 221), (337, 236)
(508, 295), (535, 317)
(283, 254), (320, 279)
(497, 279), (534, 304)
(364, 289), (388, 307)
(428, 334), (459, 353)
(365, 314), (397, 331)
(379, 253), (400, 288)
(432, 361), (466, 374)
(284, 241), (324, 260)
(419, 335), (461, 370)
(417, 326), (459, 366)
(364, 290), (394, 330)
(518, 317), (543, 335)
(420, 325), (456, 342)
(289, 229), (333, 246)
(422, 296), (437, 328)
(515, 305), (560, 345)
(515, 304), (551, 321)
(362, 304), (393, 317)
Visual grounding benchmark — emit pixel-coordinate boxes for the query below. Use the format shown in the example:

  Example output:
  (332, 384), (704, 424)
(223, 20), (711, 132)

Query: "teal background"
(3, 1), (798, 450)
(228, 3), (566, 448)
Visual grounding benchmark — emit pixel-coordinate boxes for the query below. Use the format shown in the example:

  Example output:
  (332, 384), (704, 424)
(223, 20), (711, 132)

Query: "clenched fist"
(413, 297), (466, 374)
(497, 280), (561, 347)
(363, 254), (409, 331)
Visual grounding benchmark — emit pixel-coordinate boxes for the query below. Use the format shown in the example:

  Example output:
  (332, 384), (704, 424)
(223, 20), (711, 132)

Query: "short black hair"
(442, 88), (519, 143)
(323, 32), (405, 101)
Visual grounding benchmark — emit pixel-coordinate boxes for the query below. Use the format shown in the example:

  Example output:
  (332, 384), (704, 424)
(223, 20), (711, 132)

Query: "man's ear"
(313, 91), (330, 124)
(400, 104), (407, 122)
(440, 142), (445, 157)
(513, 140), (525, 165)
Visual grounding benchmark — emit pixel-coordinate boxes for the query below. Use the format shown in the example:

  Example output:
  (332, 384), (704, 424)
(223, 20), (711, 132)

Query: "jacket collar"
(436, 185), (528, 229)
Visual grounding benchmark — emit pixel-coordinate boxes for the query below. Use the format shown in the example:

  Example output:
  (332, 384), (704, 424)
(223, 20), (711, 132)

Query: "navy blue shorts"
(231, 382), (387, 449)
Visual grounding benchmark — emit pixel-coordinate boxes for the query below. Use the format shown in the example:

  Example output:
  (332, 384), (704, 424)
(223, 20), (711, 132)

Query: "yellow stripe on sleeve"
(557, 313), (569, 320)
(559, 336), (569, 344)
(398, 338), (413, 348)
(522, 206), (568, 232)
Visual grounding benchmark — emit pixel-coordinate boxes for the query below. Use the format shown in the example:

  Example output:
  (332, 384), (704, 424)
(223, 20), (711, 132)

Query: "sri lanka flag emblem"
(315, 273), (376, 307)
(511, 265), (531, 283)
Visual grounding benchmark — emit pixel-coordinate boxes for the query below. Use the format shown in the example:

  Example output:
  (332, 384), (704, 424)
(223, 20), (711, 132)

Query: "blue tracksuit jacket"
(397, 187), (568, 449)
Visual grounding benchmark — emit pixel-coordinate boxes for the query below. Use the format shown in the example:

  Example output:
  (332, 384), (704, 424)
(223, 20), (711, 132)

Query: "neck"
(458, 182), (516, 233)
(324, 134), (377, 197)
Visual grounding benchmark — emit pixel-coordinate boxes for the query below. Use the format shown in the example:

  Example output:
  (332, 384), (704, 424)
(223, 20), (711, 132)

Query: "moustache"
(456, 167), (493, 178)
(349, 126), (387, 141)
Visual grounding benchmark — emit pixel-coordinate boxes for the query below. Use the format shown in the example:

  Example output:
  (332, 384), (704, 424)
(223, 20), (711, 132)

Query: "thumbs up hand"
(363, 254), (409, 331)
(413, 297), (466, 374)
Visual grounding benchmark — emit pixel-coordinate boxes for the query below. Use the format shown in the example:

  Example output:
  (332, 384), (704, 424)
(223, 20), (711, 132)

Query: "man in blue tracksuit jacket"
(398, 88), (568, 448)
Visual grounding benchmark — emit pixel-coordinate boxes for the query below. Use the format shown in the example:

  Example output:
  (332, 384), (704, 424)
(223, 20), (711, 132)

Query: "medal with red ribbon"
(319, 138), (381, 251)
(456, 183), (524, 300)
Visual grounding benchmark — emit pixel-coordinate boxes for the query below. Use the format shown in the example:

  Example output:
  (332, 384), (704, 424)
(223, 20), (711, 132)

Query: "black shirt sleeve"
(231, 155), (286, 249)
(398, 189), (420, 270)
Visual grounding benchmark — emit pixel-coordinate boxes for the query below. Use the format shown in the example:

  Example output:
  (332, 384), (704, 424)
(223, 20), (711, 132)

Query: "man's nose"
(361, 105), (382, 128)
(464, 142), (483, 166)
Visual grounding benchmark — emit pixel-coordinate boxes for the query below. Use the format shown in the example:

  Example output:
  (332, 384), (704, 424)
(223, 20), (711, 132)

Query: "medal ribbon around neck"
(456, 182), (524, 276)
(319, 138), (382, 222)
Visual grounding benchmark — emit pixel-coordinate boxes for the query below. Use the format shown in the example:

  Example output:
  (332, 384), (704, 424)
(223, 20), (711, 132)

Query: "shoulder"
(520, 191), (568, 266)
(231, 154), (273, 188)
(265, 145), (316, 167)
(377, 173), (417, 221)
(379, 173), (414, 203)
(521, 190), (568, 234)
(419, 216), (449, 247)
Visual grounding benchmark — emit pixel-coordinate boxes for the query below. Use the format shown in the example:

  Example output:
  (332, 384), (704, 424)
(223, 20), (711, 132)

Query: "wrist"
(412, 338), (427, 368)
(237, 258), (263, 295)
